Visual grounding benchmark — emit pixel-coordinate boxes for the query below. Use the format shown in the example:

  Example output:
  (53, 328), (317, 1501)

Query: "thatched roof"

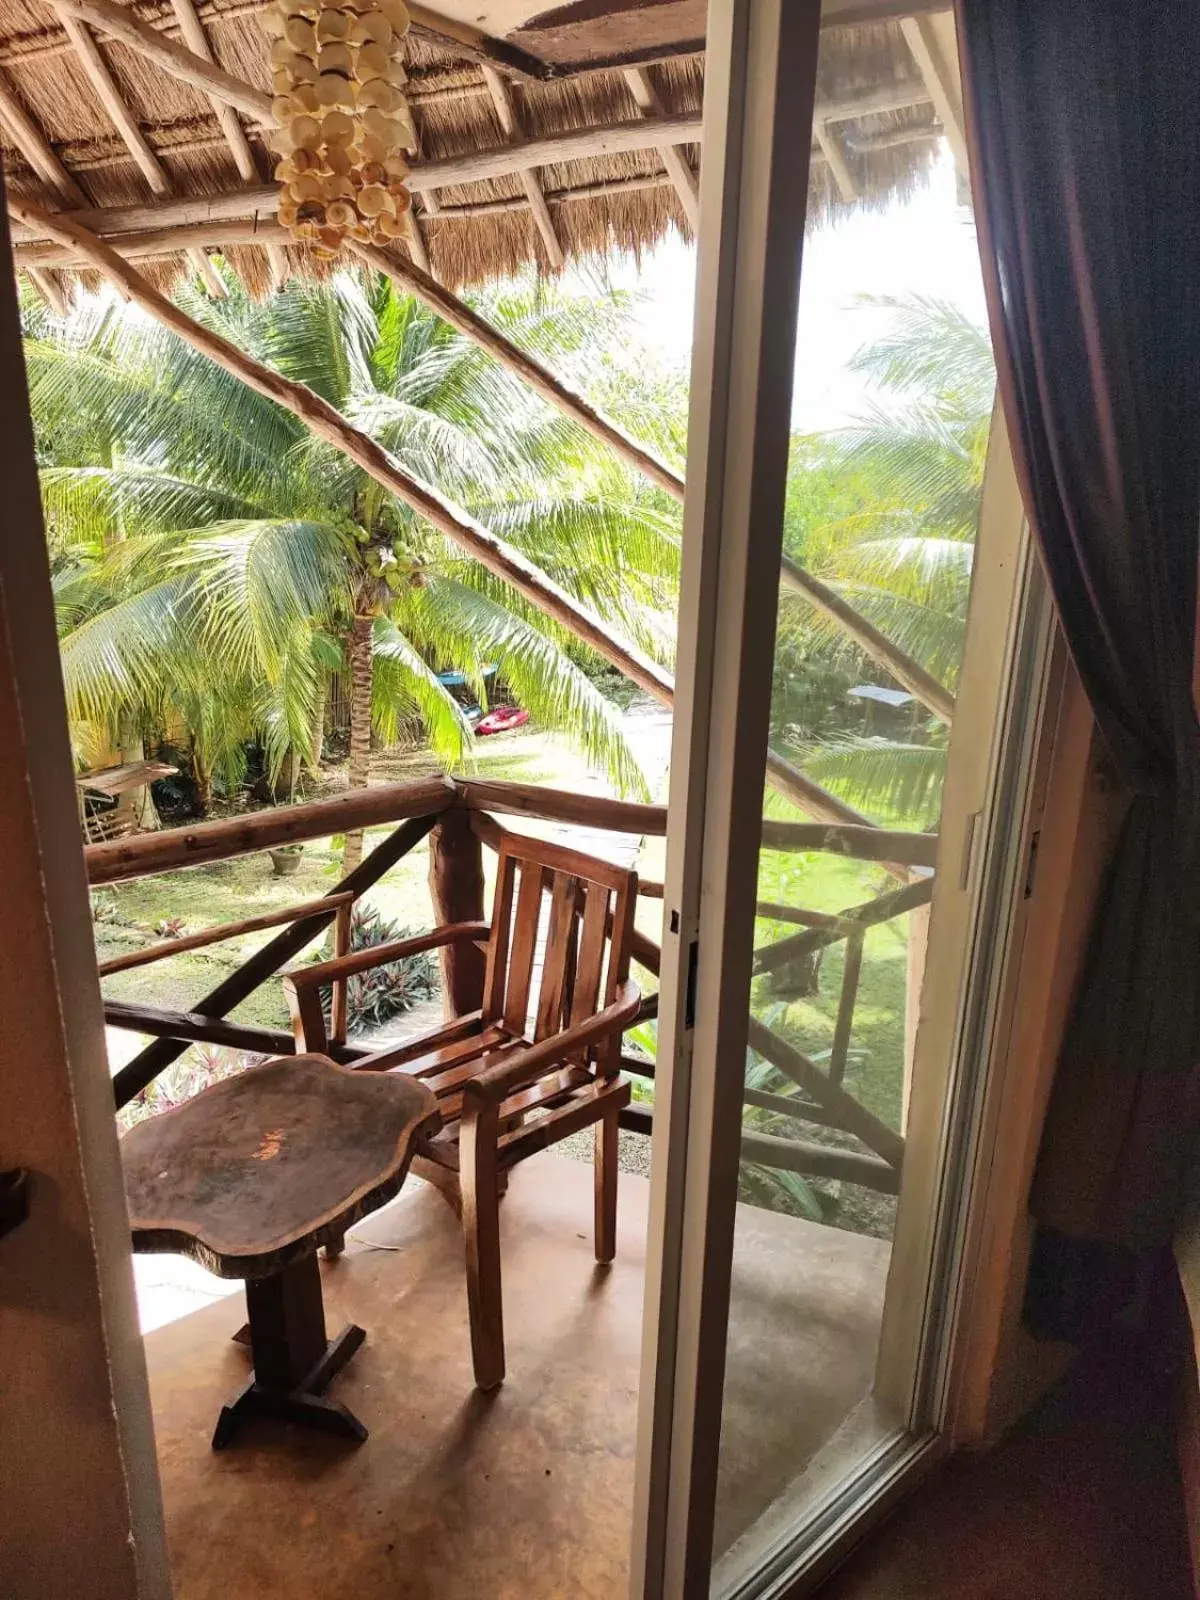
(0, 0), (946, 301)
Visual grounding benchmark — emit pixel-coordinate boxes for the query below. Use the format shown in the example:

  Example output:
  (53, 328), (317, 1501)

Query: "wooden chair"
(284, 832), (642, 1390)
(121, 1054), (439, 1448)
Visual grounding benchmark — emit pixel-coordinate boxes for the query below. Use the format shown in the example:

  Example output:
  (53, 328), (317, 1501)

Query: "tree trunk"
(342, 614), (374, 874)
(308, 676), (326, 778)
(191, 740), (213, 816)
(119, 723), (160, 831)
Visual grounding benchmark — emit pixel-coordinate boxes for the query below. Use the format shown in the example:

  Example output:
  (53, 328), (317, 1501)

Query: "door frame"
(629, 0), (825, 1591)
(0, 187), (171, 1599)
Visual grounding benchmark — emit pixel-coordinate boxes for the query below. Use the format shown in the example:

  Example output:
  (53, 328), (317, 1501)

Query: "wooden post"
(428, 807), (486, 1018)
(828, 926), (864, 1086)
(330, 898), (353, 1046)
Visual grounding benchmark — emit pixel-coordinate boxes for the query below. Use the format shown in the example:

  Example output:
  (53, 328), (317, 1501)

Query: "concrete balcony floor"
(143, 1152), (889, 1600)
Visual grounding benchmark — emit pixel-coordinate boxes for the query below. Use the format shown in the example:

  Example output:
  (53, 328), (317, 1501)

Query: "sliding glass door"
(632, 2), (1053, 1594)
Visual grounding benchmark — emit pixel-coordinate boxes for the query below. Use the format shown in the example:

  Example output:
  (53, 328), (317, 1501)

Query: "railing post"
(428, 807), (486, 1018)
(330, 898), (352, 1046)
(828, 927), (864, 1086)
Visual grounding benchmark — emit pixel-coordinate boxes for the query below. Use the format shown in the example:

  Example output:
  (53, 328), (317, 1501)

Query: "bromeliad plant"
(318, 901), (436, 1033)
(27, 270), (681, 863)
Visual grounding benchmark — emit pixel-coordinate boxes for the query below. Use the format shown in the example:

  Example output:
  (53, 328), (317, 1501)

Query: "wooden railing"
(88, 777), (935, 1196)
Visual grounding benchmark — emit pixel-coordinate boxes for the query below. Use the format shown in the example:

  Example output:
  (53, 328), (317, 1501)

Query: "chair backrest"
(482, 833), (637, 1058)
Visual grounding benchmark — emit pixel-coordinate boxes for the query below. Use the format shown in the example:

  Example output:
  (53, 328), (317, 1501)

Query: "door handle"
(0, 1168), (29, 1241)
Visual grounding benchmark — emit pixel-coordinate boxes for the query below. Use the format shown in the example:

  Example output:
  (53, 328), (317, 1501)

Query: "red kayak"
(476, 705), (530, 736)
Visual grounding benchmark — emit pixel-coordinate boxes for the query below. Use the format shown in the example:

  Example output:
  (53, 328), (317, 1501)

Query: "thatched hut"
(0, 0), (951, 303)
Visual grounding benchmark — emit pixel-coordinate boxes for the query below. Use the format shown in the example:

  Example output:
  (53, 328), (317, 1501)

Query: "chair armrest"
(284, 920), (491, 990)
(463, 980), (642, 1107)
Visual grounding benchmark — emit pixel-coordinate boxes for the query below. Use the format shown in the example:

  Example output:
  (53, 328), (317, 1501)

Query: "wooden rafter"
(60, 12), (226, 296)
(26, 264), (67, 315)
(166, 0), (289, 289)
(8, 109), (937, 250)
(0, 69), (85, 205)
(480, 64), (564, 271)
(814, 121), (856, 202)
(15, 217), (286, 266)
(899, 13), (968, 176)
(622, 67), (699, 230)
(390, 94), (434, 279)
(47, 0), (271, 123)
(351, 236), (684, 499)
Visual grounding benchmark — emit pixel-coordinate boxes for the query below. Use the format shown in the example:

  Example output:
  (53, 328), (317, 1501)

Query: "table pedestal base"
(212, 1255), (367, 1449)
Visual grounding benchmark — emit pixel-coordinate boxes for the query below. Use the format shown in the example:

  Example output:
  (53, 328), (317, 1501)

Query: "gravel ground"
(556, 1126), (654, 1179)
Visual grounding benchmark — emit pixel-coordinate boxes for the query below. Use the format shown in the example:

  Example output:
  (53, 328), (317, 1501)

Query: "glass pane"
(710, 9), (996, 1585)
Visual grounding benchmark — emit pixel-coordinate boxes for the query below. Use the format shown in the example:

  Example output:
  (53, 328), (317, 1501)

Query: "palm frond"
(798, 734), (947, 827)
(399, 577), (649, 798)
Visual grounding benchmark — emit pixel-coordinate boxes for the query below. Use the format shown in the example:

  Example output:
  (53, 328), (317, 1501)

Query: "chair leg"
(460, 1101), (505, 1391)
(324, 1230), (346, 1261)
(595, 1106), (619, 1265)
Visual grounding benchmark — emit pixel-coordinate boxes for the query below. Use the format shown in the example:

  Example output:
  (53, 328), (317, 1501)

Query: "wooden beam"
(9, 113), (704, 244)
(408, 113), (703, 193)
(752, 877), (935, 976)
(47, 0), (272, 124)
(0, 71), (86, 206)
(404, 1), (550, 81)
(403, 210), (432, 275)
(739, 1128), (901, 1192)
(899, 13), (969, 177)
(9, 185), (282, 241)
(110, 813), (438, 1106)
(481, 64), (564, 270)
(103, 999), (300, 1054)
(7, 116), (704, 244)
(96, 890), (356, 975)
(742, 1085), (853, 1131)
(15, 217), (289, 267)
(168, 0), (256, 179)
(622, 67), (700, 230)
(457, 778), (669, 836)
(780, 555), (956, 723)
(745, 1015), (906, 1168)
(429, 171), (676, 217)
(814, 121), (856, 202)
(26, 265), (68, 316)
(764, 749), (877, 829)
(61, 17), (167, 196)
(350, 237), (685, 501)
(757, 818), (938, 866)
(86, 773), (454, 884)
(618, 1101), (900, 1191)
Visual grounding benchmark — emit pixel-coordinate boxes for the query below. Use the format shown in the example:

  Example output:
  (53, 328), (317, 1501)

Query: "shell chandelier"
(264, 0), (414, 258)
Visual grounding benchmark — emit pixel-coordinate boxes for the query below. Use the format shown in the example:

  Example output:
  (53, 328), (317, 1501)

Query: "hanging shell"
(266, 0), (413, 258)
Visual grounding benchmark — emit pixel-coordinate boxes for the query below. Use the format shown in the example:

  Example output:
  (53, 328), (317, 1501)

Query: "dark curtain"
(956, 0), (1200, 1337)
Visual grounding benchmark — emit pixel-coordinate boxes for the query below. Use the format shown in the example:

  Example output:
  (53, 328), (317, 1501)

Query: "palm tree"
(28, 269), (681, 865)
(777, 294), (995, 827)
